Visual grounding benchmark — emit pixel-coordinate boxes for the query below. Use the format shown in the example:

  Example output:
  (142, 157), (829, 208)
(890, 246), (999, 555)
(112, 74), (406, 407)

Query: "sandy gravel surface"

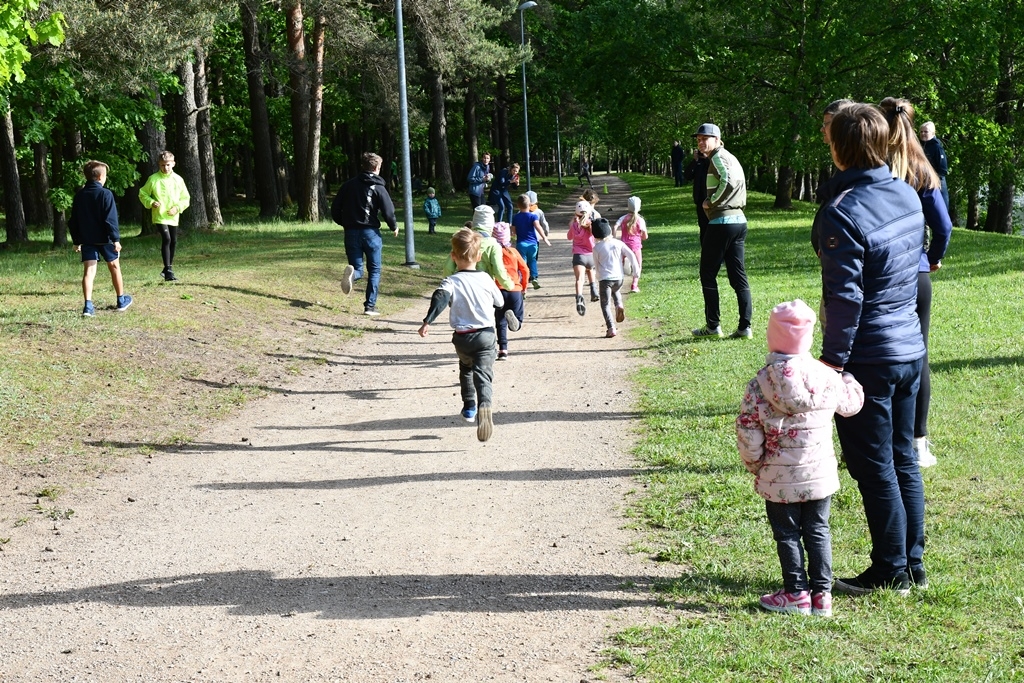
(0, 175), (676, 682)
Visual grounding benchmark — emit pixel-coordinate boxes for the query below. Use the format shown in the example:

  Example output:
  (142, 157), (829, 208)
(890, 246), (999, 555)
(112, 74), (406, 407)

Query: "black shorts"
(572, 253), (595, 269)
(80, 244), (118, 263)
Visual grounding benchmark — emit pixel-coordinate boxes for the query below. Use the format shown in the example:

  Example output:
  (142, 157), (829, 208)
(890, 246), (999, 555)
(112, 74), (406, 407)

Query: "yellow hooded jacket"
(139, 171), (190, 226)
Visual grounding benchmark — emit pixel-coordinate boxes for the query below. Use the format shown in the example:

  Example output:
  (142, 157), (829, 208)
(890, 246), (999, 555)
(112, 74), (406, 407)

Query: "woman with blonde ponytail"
(878, 97), (953, 469)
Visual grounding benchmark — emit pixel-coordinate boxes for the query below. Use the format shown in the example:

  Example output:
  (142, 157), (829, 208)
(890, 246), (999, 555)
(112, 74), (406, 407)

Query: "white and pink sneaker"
(759, 589), (811, 615)
(811, 591), (833, 617)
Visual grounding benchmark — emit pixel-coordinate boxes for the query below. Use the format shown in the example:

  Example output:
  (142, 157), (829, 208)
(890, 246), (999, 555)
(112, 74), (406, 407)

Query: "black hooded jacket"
(331, 172), (397, 231)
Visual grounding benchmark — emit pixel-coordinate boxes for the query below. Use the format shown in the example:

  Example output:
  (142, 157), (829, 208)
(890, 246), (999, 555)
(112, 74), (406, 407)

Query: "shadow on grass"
(0, 570), (670, 619)
(931, 355), (1024, 372)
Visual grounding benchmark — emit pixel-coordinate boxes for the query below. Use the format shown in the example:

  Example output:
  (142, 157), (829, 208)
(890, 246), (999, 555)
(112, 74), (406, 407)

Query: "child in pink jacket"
(567, 199), (598, 316)
(736, 299), (864, 618)
(614, 195), (648, 292)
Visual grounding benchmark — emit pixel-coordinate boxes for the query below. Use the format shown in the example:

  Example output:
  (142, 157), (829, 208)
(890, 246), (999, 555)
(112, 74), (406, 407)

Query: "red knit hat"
(767, 299), (816, 354)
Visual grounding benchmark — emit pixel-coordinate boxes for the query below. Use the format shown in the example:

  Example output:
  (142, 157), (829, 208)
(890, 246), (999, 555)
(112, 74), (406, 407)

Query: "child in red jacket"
(492, 221), (529, 360)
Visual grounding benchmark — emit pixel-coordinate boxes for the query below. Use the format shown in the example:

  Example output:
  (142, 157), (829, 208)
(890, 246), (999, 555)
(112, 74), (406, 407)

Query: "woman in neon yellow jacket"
(139, 151), (190, 281)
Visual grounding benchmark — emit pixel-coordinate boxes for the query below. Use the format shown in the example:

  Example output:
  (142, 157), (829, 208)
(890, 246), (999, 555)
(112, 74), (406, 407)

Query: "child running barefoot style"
(419, 229), (503, 442)
(736, 300), (865, 617)
(590, 218), (639, 338)
(615, 196), (648, 292)
(491, 222), (529, 360)
(510, 193), (551, 289)
(567, 200), (598, 316)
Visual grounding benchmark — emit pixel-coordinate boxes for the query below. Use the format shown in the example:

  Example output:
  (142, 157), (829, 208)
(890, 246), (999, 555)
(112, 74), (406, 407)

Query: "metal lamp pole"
(518, 1), (537, 192)
(396, 0), (417, 268)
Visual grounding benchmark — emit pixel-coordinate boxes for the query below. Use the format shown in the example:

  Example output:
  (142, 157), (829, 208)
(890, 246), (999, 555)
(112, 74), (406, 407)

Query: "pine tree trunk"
(240, 0), (280, 218)
(194, 42), (223, 226)
(50, 133), (67, 246)
(966, 185), (980, 230)
(137, 91), (166, 236)
(983, 178), (1015, 233)
(0, 103), (27, 243)
(176, 57), (208, 230)
(301, 14), (326, 222)
(34, 138), (54, 230)
(286, 0), (311, 217)
(496, 76), (509, 169)
(464, 81), (478, 170)
(427, 69), (454, 195)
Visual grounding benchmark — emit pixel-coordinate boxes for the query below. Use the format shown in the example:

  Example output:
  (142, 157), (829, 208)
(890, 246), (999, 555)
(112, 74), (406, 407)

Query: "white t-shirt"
(437, 270), (503, 331)
(592, 238), (639, 281)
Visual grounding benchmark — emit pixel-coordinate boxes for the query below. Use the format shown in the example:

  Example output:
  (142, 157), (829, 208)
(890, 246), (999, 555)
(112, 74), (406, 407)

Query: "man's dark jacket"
(683, 154), (709, 205)
(331, 172), (396, 231)
(922, 137), (948, 178)
(69, 180), (120, 246)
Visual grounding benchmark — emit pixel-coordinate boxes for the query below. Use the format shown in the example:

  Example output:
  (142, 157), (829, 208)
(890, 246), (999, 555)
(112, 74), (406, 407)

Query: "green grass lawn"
(609, 173), (1024, 681)
(0, 179), (577, 513)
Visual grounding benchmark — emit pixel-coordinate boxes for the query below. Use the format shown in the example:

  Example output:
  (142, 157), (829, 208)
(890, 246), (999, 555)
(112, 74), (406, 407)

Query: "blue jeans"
(766, 497), (833, 593)
(495, 290), (524, 350)
(343, 228), (383, 309)
(836, 358), (924, 580)
(517, 241), (539, 280)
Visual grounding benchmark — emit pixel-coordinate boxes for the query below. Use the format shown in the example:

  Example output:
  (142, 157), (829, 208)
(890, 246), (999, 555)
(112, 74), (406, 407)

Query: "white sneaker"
(341, 265), (355, 294)
(914, 437), (938, 468)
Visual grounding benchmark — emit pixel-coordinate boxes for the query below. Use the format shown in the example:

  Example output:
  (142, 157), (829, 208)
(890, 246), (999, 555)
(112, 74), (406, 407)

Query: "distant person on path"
(488, 162), (520, 223)
(525, 191), (550, 237)
(466, 152), (493, 209)
(820, 103), (927, 597)
(423, 187), (442, 235)
(443, 205), (515, 291)
(737, 299), (865, 617)
(919, 121), (950, 210)
(880, 97), (953, 469)
(70, 160), (133, 316)
(671, 140), (685, 187)
(591, 218), (639, 339)
(615, 195), (648, 293)
(139, 151), (190, 282)
(510, 193), (551, 289)
(491, 221), (528, 361)
(567, 199), (598, 316)
(418, 228), (503, 442)
(332, 152), (398, 316)
(683, 147), (710, 243)
(578, 158), (592, 188)
(691, 123), (753, 340)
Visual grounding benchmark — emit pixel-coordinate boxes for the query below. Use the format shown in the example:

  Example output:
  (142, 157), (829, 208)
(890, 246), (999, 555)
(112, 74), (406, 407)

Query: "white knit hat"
(627, 196), (641, 213)
(471, 205), (495, 232)
(526, 190), (538, 205)
(575, 200), (592, 215)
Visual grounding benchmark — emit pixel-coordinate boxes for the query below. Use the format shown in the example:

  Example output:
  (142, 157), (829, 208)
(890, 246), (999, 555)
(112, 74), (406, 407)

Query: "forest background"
(2, 0), (1024, 245)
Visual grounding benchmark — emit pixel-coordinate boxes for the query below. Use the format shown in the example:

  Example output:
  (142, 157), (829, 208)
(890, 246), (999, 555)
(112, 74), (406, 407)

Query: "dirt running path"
(0, 175), (674, 682)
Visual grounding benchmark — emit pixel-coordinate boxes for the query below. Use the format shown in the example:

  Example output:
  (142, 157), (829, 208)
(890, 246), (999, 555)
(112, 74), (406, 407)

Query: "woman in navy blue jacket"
(818, 103), (927, 596)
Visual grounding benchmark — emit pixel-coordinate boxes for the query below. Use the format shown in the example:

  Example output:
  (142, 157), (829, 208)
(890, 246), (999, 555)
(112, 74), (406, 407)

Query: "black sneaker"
(163, 269), (178, 281)
(910, 566), (928, 589)
(834, 570), (911, 596)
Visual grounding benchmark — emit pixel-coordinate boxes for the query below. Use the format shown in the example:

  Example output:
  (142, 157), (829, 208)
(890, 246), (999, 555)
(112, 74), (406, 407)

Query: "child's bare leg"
(82, 261), (98, 301)
(573, 264), (585, 297)
(107, 259), (125, 296)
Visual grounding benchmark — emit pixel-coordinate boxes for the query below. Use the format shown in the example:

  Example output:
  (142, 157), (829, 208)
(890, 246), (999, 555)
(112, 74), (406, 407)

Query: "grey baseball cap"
(694, 123), (722, 138)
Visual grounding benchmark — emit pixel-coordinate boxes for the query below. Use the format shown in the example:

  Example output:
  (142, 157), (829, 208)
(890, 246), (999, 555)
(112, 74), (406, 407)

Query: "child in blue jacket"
(423, 187), (442, 234)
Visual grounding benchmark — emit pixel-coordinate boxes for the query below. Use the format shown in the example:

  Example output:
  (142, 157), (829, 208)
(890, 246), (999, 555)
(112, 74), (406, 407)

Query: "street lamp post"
(396, 0), (417, 268)
(518, 1), (537, 192)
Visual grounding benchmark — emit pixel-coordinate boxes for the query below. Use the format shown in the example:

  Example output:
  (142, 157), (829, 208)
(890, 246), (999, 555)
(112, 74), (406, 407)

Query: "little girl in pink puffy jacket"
(736, 299), (864, 618)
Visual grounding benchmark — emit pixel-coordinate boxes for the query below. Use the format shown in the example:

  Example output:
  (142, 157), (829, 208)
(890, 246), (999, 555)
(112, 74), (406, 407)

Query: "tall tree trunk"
(240, 0), (280, 218)
(966, 185), (980, 231)
(427, 68), (454, 195)
(137, 90), (166, 236)
(0, 103), (27, 243)
(984, 45), (1017, 234)
(301, 14), (326, 222)
(34, 139), (54, 234)
(194, 42), (223, 226)
(285, 0), (311, 217)
(50, 131), (67, 246)
(773, 111), (802, 209)
(464, 81), (478, 168)
(496, 76), (509, 169)
(176, 57), (209, 230)
(983, 178), (1014, 233)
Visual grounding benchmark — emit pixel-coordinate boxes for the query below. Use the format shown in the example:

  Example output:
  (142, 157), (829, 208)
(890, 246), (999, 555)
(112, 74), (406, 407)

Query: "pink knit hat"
(767, 299), (816, 354)
(492, 221), (512, 247)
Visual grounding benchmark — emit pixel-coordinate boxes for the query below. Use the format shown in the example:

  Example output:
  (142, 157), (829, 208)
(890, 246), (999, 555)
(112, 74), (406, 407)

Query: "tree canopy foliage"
(1, 0), (1022, 245)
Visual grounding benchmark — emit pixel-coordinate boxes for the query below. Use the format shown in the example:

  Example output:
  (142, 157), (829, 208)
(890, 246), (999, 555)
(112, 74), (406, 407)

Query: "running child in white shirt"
(590, 218), (639, 338)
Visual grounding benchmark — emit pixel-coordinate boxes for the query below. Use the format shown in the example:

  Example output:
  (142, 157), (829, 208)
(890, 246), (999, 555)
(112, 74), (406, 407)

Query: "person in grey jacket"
(692, 123), (753, 339)
(819, 103), (927, 597)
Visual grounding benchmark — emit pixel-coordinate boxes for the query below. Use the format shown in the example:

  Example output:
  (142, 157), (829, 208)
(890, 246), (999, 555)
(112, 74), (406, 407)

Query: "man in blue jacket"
(69, 160), (133, 316)
(332, 152), (398, 316)
(919, 121), (949, 210)
(819, 103), (927, 597)
(466, 152), (492, 210)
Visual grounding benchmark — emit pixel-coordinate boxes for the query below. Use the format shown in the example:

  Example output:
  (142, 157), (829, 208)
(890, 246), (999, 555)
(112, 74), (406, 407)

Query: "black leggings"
(915, 272), (932, 438)
(158, 224), (177, 270)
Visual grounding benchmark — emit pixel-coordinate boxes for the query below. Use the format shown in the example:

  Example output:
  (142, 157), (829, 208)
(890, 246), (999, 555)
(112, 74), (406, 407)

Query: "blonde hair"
(158, 151), (175, 162)
(878, 97), (939, 191)
(451, 228), (482, 263)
